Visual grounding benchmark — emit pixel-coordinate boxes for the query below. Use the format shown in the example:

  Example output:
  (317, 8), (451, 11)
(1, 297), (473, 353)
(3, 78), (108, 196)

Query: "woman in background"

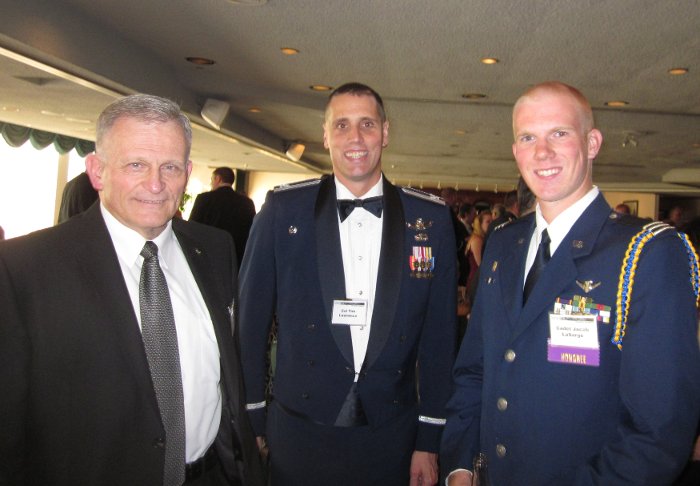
(464, 210), (492, 308)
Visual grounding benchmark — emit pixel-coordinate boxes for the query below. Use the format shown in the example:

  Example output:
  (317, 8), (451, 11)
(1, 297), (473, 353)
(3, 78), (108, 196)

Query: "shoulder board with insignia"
(608, 211), (648, 227)
(401, 187), (445, 205)
(493, 220), (512, 232)
(273, 177), (322, 193)
(613, 221), (696, 350)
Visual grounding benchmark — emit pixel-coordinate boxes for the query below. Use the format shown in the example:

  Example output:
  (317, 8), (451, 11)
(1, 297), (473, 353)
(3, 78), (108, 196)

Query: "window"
(0, 139), (86, 239)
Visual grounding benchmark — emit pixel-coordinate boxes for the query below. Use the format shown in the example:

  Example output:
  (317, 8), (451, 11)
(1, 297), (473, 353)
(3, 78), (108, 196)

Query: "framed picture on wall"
(623, 200), (638, 216)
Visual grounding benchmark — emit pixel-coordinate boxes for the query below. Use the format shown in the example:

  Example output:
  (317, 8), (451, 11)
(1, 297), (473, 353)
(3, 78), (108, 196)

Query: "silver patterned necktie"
(139, 241), (186, 486)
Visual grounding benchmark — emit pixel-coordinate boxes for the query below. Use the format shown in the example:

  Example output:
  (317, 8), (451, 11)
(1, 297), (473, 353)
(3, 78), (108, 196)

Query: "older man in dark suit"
(0, 94), (263, 486)
(189, 167), (256, 266)
(239, 83), (457, 486)
(441, 82), (700, 485)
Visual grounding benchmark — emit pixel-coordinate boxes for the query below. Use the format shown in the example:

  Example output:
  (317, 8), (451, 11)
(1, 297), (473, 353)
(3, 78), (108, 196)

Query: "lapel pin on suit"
(288, 225), (298, 235)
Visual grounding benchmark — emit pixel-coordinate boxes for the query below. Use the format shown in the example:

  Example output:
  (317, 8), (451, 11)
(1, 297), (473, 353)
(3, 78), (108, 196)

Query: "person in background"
(464, 210), (492, 292)
(665, 205), (684, 227)
(0, 94), (263, 486)
(614, 203), (631, 214)
(485, 191), (518, 247)
(189, 167), (256, 266)
(516, 176), (536, 217)
(239, 82), (457, 486)
(57, 171), (99, 223)
(441, 81), (700, 485)
(457, 203), (475, 237)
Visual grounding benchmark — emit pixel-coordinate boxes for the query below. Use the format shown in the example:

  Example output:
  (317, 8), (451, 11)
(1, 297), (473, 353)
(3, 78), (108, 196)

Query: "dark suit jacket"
(57, 172), (98, 223)
(441, 194), (700, 485)
(189, 186), (256, 266)
(239, 175), (457, 454)
(0, 204), (264, 486)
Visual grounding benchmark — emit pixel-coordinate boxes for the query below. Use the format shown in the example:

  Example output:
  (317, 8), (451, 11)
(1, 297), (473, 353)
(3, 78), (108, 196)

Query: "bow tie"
(337, 196), (383, 222)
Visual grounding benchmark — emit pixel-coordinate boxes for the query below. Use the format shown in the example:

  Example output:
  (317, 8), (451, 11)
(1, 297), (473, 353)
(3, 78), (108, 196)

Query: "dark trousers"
(185, 449), (241, 486)
(267, 401), (417, 486)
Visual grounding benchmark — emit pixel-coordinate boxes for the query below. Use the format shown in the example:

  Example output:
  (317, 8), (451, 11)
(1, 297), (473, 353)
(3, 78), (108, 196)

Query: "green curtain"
(0, 122), (95, 155)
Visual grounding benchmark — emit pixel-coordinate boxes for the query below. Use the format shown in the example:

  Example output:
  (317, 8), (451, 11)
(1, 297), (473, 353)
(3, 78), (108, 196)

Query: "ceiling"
(1, 0), (700, 195)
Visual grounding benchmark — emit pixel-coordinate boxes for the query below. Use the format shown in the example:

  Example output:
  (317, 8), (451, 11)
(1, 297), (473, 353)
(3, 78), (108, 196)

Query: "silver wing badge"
(576, 280), (601, 293)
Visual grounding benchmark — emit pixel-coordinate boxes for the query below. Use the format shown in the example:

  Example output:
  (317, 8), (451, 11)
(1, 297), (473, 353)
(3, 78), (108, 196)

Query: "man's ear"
(85, 153), (104, 191)
(587, 129), (603, 159)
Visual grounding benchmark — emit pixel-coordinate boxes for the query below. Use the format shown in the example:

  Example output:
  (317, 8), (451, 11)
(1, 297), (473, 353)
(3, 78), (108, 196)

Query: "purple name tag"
(547, 341), (600, 367)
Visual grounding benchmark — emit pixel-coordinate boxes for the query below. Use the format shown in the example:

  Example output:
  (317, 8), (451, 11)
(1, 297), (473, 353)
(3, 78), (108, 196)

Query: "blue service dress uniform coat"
(239, 174), (457, 483)
(441, 194), (700, 485)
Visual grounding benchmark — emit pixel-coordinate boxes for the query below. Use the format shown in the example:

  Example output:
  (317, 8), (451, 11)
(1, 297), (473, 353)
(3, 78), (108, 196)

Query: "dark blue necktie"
(337, 196), (383, 222)
(523, 229), (550, 303)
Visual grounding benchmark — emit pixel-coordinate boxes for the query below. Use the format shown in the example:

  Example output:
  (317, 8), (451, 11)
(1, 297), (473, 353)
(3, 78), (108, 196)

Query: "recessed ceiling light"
(462, 93), (487, 100)
(454, 129), (467, 135)
(248, 107), (262, 113)
(668, 67), (689, 75)
(605, 100), (629, 107)
(480, 57), (499, 65)
(281, 47), (299, 55)
(2, 106), (20, 112)
(309, 85), (333, 92)
(186, 57), (216, 66)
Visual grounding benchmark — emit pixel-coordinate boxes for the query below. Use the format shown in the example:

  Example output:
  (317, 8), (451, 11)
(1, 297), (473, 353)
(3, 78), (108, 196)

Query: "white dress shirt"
(335, 177), (384, 381)
(524, 186), (600, 286)
(101, 205), (221, 462)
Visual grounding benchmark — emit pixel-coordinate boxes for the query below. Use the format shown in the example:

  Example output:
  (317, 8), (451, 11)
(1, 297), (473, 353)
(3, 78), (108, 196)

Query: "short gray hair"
(95, 94), (192, 157)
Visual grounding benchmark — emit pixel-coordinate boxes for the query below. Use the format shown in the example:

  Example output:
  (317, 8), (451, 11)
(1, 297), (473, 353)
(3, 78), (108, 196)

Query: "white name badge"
(549, 313), (598, 348)
(332, 299), (368, 326)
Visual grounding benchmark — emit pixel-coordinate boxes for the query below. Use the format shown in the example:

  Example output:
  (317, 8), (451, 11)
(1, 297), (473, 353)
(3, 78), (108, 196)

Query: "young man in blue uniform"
(441, 81), (700, 485)
(239, 83), (457, 485)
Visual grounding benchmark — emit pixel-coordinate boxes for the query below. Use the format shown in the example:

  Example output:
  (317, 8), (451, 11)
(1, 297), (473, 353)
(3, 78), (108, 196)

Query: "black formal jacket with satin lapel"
(441, 194), (700, 485)
(239, 175), (457, 453)
(189, 186), (256, 266)
(0, 203), (264, 486)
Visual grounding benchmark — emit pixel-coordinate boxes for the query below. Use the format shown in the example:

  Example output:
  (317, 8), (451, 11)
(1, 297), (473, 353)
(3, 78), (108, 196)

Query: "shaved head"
(513, 81), (595, 136)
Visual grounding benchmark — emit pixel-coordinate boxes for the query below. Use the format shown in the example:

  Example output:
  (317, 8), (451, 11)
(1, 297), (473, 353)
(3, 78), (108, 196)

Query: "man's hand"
(255, 436), (269, 462)
(446, 469), (473, 486)
(409, 450), (438, 486)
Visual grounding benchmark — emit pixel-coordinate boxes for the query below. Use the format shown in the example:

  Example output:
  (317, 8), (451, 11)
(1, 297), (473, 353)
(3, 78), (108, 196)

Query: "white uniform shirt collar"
(334, 175), (384, 200)
(534, 186), (599, 256)
(100, 203), (175, 265)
